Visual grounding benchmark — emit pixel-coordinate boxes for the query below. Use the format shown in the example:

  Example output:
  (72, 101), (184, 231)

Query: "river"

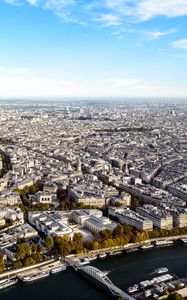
(0, 245), (187, 300)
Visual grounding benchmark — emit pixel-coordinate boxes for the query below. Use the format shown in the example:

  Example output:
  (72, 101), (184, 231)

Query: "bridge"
(79, 266), (135, 299)
(65, 258), (135, 300)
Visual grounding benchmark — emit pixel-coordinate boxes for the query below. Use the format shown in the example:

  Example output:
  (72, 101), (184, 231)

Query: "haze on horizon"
(0, 0), (187, 99)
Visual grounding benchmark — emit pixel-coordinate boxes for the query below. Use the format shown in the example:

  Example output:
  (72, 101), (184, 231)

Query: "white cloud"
(171, 38), (187, 49)
(94, 14), (122, 27)
(146, 28), (176, 40)
(44, 0), (75, 10)
(0, 66), (31, 74)
(43, 0), (87, 24)
(110, 27), (177, 40)
(4, 0), (187, 25)
(26, 0), (38, 5)
(136, 0), (187, 20)
(4, 0), (19, 4)
(109, 0), (187, 22)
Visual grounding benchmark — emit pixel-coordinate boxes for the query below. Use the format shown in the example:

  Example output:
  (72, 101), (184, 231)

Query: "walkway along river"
(0, 244), (187, 300)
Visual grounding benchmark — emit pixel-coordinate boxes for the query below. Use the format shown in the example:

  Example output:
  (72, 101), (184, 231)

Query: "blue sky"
(0, 0), (187, 98)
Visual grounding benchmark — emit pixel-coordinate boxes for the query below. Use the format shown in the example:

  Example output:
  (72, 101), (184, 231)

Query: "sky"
(0, 0), (187, 99)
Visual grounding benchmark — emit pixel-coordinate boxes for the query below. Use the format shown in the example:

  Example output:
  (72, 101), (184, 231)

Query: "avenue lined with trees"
(9, 224), (187, 270)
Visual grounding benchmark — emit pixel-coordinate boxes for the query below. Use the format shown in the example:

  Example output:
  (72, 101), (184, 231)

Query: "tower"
(67, 162), (72, 171)
(77, 159), (82, 172)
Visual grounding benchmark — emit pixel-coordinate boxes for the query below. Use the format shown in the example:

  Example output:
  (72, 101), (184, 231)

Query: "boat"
(139, 274), (173, 289)
(0, 279), (8, 284)
(88, 255), (97, 261)
(109, 251), (122, 256)
(0, 278), (18, 290)
(154, 240), (173, 247)
(127, 284), (139, 294)
(154, 267), (168, 274)
(140, 243), (154, 250)
(145, 289), (152, 298)
(22, 271), (50, 282)
(78, 257), (90, 266)
(98, 253), (107, 259)
(51, 265), (66, 274)
(181, 238), (187, 244)
(126, 247), (139, 253)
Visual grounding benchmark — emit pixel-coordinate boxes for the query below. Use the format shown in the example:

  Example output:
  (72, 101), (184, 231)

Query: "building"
(106, 192), (131, 206)
(168, 184), (187, 201)
(68, 187), (105, 207)
(71, 209), (102, 225)
(0, 206), (24, 226)
(43, 183), (58, 193)
(12, 223), (38, 239)
(4, 244), (17, 261)
(136, 205), (173, 230)
(30, 191), (53, 204)
(108, 207), (153, 230)
(171, 211), (187, 228)
(28, 211), (72, 237)
(85, 216), (116, 234)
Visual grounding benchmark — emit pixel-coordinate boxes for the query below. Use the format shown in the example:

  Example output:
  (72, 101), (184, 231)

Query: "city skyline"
(0, 0), (187, 98)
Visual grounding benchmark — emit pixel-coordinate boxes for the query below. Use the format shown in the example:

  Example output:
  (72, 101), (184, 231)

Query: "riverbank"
(66, 234), (187, 260)
(1, 234), (187, 279)
(1, 245), (187, 300)
(0, 259), (56, 280)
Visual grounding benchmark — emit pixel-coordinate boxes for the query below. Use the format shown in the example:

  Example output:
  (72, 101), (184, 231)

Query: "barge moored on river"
(98, 253), (107, 259)
(140, 243), (154, 250)
(109, 250), (123, 256)
(0, 278), (18, 290)
(126, 247), (139, 253)
(51, 265), (66, 274)
(154, 240), (173, 247)
(22, 271), (50, 282)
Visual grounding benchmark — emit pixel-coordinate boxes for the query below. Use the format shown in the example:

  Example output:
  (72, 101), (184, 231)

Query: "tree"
(73, 233), (83, 243)
(44, 237), (54, 252)
(84, 240), (93, 250)
(92, 241), (99, 250)
(54, 235), (72, 256)
(32, 244), (38, 254)
(0, 253), (5, 265)
(37, 244), (44, 254)
(29, 184), (38, 194)
(16, 242), (31, 260)
(13, 260), (22, 269)
(76, 202), (85, 209)
(0, 253), (5, 272)
(24, 257), (36, 267)
(20, 185), (30, 195)
(31, 253), (42, 263)
(100, 229), (112, 240)
(167, 292), (184, 300)
(113, 224), (124, 237)
(73, 233), (83, 254)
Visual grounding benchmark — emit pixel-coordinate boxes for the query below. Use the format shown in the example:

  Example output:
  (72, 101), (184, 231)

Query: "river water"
(1, 245), (187, 300)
